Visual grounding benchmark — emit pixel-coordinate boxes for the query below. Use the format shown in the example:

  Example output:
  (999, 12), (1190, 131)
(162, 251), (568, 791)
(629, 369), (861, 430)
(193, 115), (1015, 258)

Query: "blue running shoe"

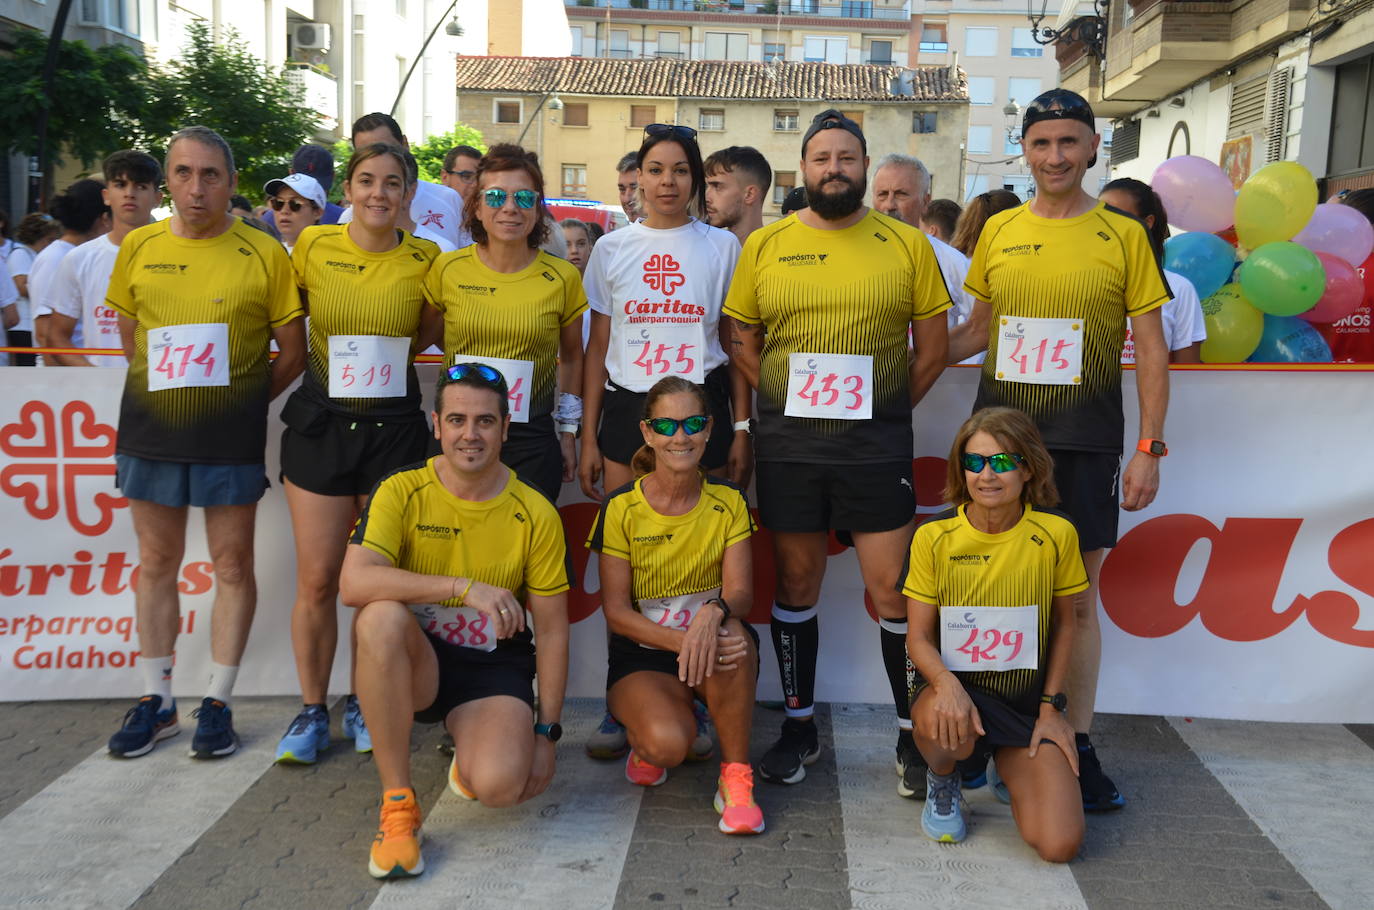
(687, 700), (715, 761)
(585, 710), (628, 760)
(987, 755), (1011, 805)
(275, 705), (330, 764)
(189, 697), (239, 759)
(108, 695), (179, 758)
(921, 769), (967, 843)
(958, 749), (989, 790)
(342, 694), (372, 754)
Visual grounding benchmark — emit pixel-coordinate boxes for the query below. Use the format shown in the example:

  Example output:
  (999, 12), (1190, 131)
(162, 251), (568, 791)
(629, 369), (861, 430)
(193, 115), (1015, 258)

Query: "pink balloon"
(1301, 252), (1365, 323)
(1151, 156), (1236, 233)
(1293, 203), (1374, 268)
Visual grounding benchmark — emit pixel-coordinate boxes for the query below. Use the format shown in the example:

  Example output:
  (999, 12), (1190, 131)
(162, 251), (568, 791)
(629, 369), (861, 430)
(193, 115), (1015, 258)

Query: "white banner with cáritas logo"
(2, 365), (1371, 722)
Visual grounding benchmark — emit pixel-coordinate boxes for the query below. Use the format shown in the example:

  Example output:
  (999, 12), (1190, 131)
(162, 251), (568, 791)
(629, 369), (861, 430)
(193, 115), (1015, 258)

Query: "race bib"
(412, 603), (498, 653)
(783, 352), (873, 419)
(994, 316), (1082, 385)
(637, 587), (720, 650)
(328, 335), (409, 398)
(457, 355), (534, 423)
(147, 323), (229, 391)
(939, 605), (1038, 673)
(619, 323), (706, 388)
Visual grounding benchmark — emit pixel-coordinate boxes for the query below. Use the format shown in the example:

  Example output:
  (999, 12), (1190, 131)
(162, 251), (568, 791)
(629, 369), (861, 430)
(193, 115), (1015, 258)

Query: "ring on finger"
(499, 608), (510, 615)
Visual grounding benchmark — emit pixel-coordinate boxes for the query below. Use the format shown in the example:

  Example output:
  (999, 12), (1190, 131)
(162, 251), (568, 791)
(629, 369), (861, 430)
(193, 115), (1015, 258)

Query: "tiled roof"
(454, 56), (966, 103)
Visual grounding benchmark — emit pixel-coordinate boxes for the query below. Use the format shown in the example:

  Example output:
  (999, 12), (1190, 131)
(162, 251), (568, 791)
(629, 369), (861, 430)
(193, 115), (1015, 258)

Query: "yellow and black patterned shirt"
(965, 201), (1171, 451)
(292, 224), (439, 419)
(723, 210), (951, 464)
(108, 218), (303, 464)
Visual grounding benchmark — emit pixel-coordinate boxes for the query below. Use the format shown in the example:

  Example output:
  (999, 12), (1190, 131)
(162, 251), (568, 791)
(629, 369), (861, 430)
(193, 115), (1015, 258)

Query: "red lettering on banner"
(0, 550), (214, 597)
(560, 502), (601, 624)
(1288, 518), (1374, 648)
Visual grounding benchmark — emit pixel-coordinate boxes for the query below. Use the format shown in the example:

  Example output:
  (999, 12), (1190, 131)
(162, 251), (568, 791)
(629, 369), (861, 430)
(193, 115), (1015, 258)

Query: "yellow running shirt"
(292, 224), (439, 419)
(108, 218), (302, 464)
(964, 202), (1170, 451)
(723, 210), (951, 464)
(901, 503), (1089, 714)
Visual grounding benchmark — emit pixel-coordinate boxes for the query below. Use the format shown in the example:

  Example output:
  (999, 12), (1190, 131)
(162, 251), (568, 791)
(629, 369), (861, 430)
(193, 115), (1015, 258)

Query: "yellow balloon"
(1200, 283), (1265, 363)
(1234, 161), (1317, 249)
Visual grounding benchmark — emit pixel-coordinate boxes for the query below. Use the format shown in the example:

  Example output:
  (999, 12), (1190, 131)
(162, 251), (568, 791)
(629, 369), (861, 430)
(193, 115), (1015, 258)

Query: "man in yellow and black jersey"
(340, 363), (570, 880)
(947, 90), (1172, 812)
(725, 110), (951, 791)
(105, 127), (306, 763)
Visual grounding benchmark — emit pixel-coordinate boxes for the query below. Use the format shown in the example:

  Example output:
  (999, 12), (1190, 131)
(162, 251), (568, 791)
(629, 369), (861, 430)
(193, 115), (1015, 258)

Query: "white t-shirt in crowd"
(413, 223), (456, 253)
(339, 180), (471, 249)
(0, 255), (16, 365)
(539, 214), (568, 260)
(50, 235), (125, 367)
(27, 238), (76, 326)
(584, 218), (739, 392)
(1122, 268), (1206, 363)
(926, 233), (985, 366)
(3, 243), (37, 332)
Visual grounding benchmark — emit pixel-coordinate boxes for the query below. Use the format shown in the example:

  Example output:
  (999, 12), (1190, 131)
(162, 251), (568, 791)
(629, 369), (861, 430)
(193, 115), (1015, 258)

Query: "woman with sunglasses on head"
(263, 173), (326, 253)
(901, 406), (1086, 859)
(579, 123), (750, 505)
(422, 143), (586, 503)
(271, 142), (444, 765)
(587, 376), (764, 834)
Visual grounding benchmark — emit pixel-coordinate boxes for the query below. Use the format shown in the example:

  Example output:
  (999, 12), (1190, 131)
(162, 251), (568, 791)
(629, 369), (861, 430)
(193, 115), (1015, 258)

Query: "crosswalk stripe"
(1171, 717), (1374, 910)
(368, 701), (643, 909)
(832, 704), (1088, 910)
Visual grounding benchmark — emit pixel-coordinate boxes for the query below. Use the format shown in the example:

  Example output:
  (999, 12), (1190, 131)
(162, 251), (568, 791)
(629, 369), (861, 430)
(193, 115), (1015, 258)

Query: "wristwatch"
(1040, 693), (1068, 712)
(705, 597), (731, 621)
(534, 721), (563, 742)
(1136, 438), (1168, 457)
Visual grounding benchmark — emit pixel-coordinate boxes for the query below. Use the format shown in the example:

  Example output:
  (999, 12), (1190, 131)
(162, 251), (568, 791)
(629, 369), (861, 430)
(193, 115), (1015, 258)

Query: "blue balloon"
(1163, 232), (1237, 301)
(1246, 315), (1332, 363)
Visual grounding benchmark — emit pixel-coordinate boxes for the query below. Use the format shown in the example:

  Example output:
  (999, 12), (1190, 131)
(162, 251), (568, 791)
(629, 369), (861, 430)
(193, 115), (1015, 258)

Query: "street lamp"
(389, 3), (464, 118)
(516, 92), (565, 146)
(1004, 100), (1022, 145)
(1024, 0), (1109, 63)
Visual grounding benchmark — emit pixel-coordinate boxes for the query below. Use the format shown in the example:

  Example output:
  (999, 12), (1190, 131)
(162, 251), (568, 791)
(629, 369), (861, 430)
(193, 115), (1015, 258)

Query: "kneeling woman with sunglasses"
(586, 376), (764, 835)
(422, 144), (586, 502)
(901, 407), (1086, 861)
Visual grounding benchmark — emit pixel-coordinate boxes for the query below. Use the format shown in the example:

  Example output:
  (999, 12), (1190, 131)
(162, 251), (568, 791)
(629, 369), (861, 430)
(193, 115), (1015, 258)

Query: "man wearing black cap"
(725, 109), (951, 790)
(949, 89), (1171, 812)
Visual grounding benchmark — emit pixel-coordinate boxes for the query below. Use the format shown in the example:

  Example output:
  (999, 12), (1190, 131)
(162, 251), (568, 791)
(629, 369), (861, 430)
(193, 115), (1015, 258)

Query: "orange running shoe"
(367, 788), (424, 879)
(625, 750), (668, 786)
(448, 755), (476, 800)
(714, 762), (765, 835)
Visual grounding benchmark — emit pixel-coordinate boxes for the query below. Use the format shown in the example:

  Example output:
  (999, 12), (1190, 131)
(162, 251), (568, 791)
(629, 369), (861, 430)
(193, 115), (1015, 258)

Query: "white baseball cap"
(263, 173), (326, 209)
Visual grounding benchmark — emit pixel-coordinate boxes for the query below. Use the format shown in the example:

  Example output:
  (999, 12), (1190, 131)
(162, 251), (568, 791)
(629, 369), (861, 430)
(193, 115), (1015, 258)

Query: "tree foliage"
(410, 127), (487, 183)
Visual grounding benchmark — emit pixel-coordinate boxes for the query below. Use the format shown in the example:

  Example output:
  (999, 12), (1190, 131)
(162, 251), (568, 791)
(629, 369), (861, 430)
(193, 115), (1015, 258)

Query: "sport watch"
(1136, 438), (1168, 457)
(705, 597), (731, 621)
(1040, 693), (1068, 712)
(534, 722), (563, 742)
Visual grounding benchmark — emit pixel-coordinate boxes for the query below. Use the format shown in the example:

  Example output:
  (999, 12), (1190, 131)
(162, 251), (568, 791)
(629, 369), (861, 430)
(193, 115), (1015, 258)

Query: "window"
(919, 23), (947, 52)
(563, 103), (589, 127)
(964, 26), (997, 57)
(773, 171), (796, 206)
(868, 39), (893, 65)
(569, 26), (583, 57)
(964, 174), (989, 201)
(967, 125), (992, 154)
(1113, 119), (1141, 164)
(841, 110), (865, 129)
(764, 42), (785, 60)
(699, 108), (725, 131)
(630, 105), (657, 128)
(609, 29), (630, 58)
(804, 36), (847, 64)
(841, 1), (873, 15)
(1011, 28), (1042, 57)
(1008, 77), (1042, 107)
(704, 31), (748, 61)
(657, 31), (682, 57)
(80, 0), (139, 33)
(912, 111), (938, 133)
(495, 99), (522, 124)
(562, 165), (587, 198)
(1002, 175), (1031, 198)
(967, 76), (995, 106)
(774, 110), (800, 131)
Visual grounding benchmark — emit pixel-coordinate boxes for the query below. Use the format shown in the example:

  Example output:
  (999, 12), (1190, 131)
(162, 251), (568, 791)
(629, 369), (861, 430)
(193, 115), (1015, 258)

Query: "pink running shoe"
(714, 762), (765, 835)
(625, 750), (668, 786)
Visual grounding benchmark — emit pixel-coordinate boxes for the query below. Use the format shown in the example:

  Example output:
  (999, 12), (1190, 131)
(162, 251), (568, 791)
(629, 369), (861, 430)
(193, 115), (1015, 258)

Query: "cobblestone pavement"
(1, 698), (1370, 910)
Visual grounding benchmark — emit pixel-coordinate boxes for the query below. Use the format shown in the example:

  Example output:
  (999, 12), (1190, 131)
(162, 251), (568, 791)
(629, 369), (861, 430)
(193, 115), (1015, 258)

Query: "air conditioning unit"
(293, 23), (331, 51)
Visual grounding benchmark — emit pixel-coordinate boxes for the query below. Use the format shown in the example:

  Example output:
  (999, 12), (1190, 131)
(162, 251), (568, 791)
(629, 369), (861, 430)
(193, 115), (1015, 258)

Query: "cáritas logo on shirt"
(415, 523), (461, 539)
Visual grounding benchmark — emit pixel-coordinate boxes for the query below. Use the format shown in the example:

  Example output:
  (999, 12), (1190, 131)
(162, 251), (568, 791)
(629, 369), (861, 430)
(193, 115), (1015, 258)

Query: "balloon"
(1200, 283), (1265, 363)
(1150, 156), (1236, 233)
(1216, 226), (1240, 248)
(1238, 241), (1325, 316)
(1292, 203), (1374, 268)
(1247, 314), (1332, 363)
(1234, 161), (1317, 248)
(1300, 253), (1364, 323)
(1163, 232), (1236, 301)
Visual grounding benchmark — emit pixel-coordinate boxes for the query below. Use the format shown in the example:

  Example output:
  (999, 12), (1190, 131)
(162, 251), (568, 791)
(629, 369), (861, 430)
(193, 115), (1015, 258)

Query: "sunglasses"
(446, 169), (477, 182)
(482, 188), (539, 209)
(961, 452), (1025, 474)
(268, 197), (314, 213)
(644, 123), (698, 142)
(445, 362), (504, 385)
(645, 415), (709, 437)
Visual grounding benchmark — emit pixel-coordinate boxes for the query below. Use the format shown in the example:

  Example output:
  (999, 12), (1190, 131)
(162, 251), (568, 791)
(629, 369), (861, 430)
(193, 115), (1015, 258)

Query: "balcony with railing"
(285, 62), (339, 134)
(565, 0), (910, 20)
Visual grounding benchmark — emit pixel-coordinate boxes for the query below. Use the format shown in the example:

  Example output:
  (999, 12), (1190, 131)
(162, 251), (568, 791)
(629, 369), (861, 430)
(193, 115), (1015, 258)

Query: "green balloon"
(1237, 242), (1325, 317)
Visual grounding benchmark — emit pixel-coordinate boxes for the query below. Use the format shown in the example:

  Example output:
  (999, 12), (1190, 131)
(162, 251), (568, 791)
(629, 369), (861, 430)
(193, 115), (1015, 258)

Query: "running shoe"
(958, 749), (989, 789)
(189, 697), (238, 760)
(687, 700), (716, 762)
(895, 732), (928, 800)
(625, 750), (668, 786)
(585, 710), (629, 760)
(714, 762), (765, 835)
(108, 695), (179, 758)
(1078, 736), (1125, 812)
(758, 718), (819, 785)
(368, 788), (424, 879)
(342, 694), (372, 754)
(987, 755), (1011, 805)
(921, 769), (967, 844)
(448, 755), (476, 800)
(275, 705), (330, 764)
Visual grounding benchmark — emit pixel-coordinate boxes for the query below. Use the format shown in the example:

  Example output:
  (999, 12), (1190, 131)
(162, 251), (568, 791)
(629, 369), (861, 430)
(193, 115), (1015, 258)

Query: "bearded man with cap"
(948, 89), (1172, 812)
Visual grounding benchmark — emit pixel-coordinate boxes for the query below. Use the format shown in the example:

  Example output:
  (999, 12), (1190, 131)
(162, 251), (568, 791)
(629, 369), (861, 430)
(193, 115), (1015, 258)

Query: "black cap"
(291, 144), (336, 193)
(780, 186), (809, 215)
(801, 109), (867, 157)
(1021, 89), (1098, 168)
